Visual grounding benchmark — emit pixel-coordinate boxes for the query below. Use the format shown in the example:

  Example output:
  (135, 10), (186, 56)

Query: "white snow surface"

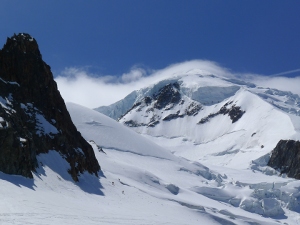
(1, 72), (300, 224)
(1, 101), (300, 224)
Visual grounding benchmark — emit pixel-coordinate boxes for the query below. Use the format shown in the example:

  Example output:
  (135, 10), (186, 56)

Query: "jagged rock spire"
(0, 33), (100, 180)
(2, 33), (41, 58)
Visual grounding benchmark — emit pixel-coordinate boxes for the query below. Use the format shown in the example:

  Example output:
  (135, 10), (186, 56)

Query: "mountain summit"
(0, 33), (100, 181)
(96, 72), (300, 177)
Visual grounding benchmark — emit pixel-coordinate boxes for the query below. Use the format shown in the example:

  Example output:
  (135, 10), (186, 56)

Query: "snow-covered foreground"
(70, 103), (300, 225)
(1, 102), (300, 224)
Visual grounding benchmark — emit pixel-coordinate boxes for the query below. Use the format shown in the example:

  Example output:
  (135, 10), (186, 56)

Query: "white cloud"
(249, 76), (300, 96)
(54, 60), (300, 109)
(121, 67), (147, 83)
(55, 68), (135, 108)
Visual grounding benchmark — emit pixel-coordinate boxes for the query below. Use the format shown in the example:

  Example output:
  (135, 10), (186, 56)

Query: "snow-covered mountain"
(95, 72), (300, 120)
(1, 33), (300, 224)
(89, 70), (300, 223)
(96, 72), (300, 168)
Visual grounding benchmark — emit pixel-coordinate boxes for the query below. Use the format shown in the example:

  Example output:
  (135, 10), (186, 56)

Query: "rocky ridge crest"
(0, 33), (100, 181)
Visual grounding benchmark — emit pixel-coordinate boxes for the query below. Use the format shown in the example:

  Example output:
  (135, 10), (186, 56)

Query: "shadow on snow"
(0, 150), (105, 196)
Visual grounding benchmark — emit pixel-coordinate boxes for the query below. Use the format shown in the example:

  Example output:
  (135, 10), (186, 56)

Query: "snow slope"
(1, 101), (300, 224)
(90, 71), (300, 224)
(67, 103), (300, 224)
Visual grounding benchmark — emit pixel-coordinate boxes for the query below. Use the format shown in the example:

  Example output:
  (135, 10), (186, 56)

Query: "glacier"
(1, 70), (300, 224)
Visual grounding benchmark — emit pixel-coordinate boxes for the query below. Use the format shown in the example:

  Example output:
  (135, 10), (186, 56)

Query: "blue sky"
(1, 1), (300, 107)
(1, 1), (299, 76)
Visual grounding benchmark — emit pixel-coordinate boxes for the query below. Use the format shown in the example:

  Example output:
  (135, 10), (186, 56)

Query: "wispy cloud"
(249, 75), (300, 96)
(55, 67), (138, 108)
(121, 67), (148, 83)
(54, 60), (300, 108)
(268, 68), (300, 77)
(55, 60), (228, 108)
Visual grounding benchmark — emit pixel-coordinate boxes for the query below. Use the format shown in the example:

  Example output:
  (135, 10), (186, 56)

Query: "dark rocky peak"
(0, 33), (100, 181)
(268, 140), (300, 179)
(153, 82), (181, 109)
(119, 82), (182, 120)
(143, 96), (152, 105)
(2, 33), (41, 58)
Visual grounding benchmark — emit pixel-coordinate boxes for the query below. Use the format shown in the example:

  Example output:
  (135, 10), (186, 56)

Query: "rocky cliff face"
(268, 140), (300, 179)
(0, 33), (100, 181)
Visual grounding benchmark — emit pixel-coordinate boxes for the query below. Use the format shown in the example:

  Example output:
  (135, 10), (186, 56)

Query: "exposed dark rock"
(185, 102), (202, 116)
(144, 96), (152, 105)
(124, 120), (146, 127)
(132, 102), (142, 109)
(123, 119), (159, 128)
(198, 114), (216, 124)
(154, 83), (181, 109)
(163, 111), (184, 121)
(0, 33), (100, 181)
(268, 140), (300, 179)
(165, 184), (179, 195)
(147, 114), (161, 127)
(148, 120), (160, 127)
(120, 82), (202, 126)
(161, 102), (202, 122)
(198, 102), (245, 124)
(223, 105), (245, 123)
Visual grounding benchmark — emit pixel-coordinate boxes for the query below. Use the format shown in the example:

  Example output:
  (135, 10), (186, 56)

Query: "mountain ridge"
(95, 73), (300, 121)
(95, 72), (300, 174)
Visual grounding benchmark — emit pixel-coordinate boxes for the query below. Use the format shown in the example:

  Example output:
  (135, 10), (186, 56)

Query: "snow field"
(0, 89), (300, 224)
(69, 103), (300, 224)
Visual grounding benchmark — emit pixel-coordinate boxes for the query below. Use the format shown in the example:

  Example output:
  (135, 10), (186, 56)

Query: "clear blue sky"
(1, 1), (299, 77)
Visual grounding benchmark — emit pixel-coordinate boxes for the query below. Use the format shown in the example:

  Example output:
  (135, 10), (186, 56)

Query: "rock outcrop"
(119, 82), (202, 127)
(153, 83), (181, 110)
(198, 101), (245, 124)
(0, 33), (100, 181)
(268, 140), (300, 179)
